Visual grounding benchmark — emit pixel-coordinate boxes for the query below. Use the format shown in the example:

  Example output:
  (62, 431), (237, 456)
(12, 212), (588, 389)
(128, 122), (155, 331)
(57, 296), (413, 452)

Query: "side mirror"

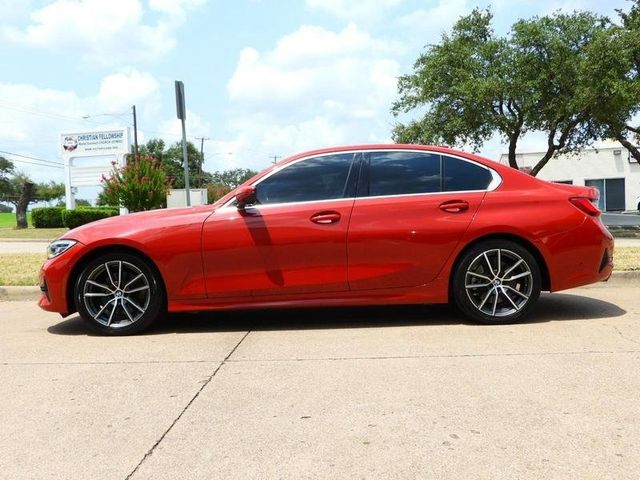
(235, 185), (256, 209)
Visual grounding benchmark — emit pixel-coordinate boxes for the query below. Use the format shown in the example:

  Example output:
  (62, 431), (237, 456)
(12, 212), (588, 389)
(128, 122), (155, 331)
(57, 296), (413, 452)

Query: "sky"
(0, 0), (632, 199)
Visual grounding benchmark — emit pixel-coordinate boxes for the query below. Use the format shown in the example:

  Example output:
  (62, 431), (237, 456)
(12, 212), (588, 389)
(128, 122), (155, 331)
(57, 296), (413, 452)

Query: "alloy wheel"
(464, 248), (533, 317)
(81, 260), (151, 328)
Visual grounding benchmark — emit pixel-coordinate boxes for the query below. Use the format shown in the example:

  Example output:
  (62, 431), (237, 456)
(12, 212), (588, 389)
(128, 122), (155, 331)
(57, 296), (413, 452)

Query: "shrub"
(0, 203), (12, 213)
(62, 207), (119, 229)
(31, 207), (65, 228)
(100, 156), (170, 212)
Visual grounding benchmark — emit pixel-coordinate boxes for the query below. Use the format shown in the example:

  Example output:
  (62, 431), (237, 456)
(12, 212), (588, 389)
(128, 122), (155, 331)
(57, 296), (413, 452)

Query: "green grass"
(0, 212), (30, 228)
(0, 253), (46, 286)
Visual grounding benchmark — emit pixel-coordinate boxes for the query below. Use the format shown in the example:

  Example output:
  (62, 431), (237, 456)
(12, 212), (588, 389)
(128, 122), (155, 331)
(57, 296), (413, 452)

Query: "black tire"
(452, 240), (541, 324)
(74, 252), (165, 335)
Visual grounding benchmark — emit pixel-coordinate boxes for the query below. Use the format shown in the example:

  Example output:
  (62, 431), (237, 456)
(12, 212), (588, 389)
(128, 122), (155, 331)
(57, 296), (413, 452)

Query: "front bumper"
(37, 241), (85, 315)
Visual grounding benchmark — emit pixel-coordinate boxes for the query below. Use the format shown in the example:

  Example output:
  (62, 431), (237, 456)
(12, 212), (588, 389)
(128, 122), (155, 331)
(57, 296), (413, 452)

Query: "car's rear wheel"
(452, 240), (541, 324)
(75, 252), (164, 335)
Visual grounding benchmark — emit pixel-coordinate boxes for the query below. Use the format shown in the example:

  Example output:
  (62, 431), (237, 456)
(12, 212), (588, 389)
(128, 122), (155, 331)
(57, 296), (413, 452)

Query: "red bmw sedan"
(38, 144), (614, 335)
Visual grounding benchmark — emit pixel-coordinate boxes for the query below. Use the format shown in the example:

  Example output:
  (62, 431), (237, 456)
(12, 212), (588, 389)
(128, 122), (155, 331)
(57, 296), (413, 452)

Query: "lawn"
(0, 212), (29, 228)
(0, 253), (46, 286)
(0, 248), (638, 286)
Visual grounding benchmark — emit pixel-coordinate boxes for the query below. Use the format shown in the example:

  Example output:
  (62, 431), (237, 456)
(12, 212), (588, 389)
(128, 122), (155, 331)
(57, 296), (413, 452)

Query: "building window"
(585, 178), (626, 212)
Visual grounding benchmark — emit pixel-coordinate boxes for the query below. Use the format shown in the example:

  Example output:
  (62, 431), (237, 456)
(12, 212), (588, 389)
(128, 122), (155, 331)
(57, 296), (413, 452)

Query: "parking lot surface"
(1, 282), (639, 479)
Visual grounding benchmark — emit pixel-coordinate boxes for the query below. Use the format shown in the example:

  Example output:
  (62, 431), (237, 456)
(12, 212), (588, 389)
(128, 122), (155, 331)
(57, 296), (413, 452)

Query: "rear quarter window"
(443, 156), (492, 192)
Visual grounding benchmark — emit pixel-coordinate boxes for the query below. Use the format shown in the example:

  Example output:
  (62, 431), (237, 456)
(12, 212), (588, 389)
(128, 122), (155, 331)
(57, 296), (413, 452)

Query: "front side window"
(369, 152), (441, 196)
(255, 153), (355, 205)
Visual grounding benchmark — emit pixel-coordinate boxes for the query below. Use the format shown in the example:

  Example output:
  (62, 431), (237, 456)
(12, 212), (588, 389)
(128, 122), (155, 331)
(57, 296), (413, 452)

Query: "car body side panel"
(430, 183), (614, 294)
(202, 199), (354, 297)
(347, 192), (486, 290)
(39, 207), (212, 314)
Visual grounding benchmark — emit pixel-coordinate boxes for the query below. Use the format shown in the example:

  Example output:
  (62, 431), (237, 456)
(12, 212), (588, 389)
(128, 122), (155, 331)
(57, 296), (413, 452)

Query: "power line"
(0, 150), (64, 166)
(1, 157), (63, 169)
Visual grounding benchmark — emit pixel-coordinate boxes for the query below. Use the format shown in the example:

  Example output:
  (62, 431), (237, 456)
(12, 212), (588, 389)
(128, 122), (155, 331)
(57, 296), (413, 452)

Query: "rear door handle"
(310, 211), (341, 224)
(439, 200), (469, 213)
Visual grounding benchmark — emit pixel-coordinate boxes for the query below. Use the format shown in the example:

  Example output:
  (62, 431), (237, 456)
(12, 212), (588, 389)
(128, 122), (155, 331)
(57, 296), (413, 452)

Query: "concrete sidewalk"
(1, 283), (639, 479)
(0, 241), (48, 254)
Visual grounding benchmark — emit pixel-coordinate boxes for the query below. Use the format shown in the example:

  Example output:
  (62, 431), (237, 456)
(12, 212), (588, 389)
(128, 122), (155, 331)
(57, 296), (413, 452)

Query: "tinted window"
(256, 153), (355, 205)
(443, 156), (492, 192)
(369, 152), (441, 196)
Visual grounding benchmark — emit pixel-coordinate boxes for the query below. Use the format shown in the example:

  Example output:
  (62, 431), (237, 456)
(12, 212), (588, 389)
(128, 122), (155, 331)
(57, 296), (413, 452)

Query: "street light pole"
(132, 105), (139, 158)
(195, 136), (210, 186)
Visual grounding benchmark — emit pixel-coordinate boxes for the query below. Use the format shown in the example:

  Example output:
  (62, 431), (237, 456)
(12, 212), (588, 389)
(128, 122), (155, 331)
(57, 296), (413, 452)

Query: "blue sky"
(0, 0), (631, 195)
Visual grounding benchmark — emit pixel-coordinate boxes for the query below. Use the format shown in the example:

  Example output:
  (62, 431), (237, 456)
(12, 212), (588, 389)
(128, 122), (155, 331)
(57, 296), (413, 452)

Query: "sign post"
(175, 80), (191, 206)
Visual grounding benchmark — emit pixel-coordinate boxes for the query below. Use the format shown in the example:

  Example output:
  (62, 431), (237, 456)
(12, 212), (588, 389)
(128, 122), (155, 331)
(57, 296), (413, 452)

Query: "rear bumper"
(547, 217), (614, 292)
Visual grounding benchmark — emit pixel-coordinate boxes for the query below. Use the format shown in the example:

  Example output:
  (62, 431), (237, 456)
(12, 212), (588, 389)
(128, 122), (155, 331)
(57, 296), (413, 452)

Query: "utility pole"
(271, 155), (281, 164)
(195, 137), (209, 186)
(132, 105), (139, 158)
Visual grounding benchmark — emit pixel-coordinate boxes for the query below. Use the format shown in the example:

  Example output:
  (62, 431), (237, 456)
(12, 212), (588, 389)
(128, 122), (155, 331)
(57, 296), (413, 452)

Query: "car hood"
(61, 205), (216, 244)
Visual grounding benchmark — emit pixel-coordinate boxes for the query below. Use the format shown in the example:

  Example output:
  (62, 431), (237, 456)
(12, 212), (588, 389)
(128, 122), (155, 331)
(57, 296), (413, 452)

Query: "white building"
(499, 143), (640, 212)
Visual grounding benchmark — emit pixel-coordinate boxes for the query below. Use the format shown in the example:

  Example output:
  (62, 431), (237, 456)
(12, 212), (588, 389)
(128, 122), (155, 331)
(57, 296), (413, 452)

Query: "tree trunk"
(616, 133), (640, 163)
(15, 181), (34, 229)
(507, 133), (520, 169)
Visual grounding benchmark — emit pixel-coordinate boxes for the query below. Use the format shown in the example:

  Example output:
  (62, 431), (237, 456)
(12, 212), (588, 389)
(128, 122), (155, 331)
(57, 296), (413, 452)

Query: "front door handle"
(439, 200), (469, 213)
(310, 211), (341, 224)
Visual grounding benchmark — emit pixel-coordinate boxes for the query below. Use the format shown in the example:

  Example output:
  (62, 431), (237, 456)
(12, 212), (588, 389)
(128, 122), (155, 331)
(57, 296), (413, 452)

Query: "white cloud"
(156, 109), (212, 143)
(223, 23), (400, 170)
(0, 70), (161, 183)
(148, 0), (205, 24)
(1, 0), (202, 67)
(305, 0), (404, 22)
(396, 0), (470, 42)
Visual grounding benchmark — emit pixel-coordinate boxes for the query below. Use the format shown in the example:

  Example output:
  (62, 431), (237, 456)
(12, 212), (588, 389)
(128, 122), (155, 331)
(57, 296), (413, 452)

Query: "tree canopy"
(393, 3), (640, 173)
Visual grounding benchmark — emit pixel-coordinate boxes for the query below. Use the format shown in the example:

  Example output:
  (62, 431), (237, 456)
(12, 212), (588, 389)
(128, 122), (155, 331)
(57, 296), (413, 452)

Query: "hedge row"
(31, 207), (119, 229)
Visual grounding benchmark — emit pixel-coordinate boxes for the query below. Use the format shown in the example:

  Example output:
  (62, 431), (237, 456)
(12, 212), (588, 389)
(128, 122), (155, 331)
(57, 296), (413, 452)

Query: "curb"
(1, 271), (639, 302)
(0, 286), (42, 301)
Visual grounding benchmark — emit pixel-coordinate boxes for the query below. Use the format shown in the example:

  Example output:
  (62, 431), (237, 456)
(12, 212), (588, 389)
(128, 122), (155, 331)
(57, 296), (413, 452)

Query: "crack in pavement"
(123, 330), (252, 480)
(612, 325), (640, 345)
(224, 349), (640, 362)
(2, 349), (640, 368)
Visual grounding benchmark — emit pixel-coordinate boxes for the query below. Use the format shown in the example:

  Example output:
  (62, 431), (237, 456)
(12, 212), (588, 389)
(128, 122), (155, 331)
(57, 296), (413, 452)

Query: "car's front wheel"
(452, 240), (541, 324)
(75, 252), (164, 335)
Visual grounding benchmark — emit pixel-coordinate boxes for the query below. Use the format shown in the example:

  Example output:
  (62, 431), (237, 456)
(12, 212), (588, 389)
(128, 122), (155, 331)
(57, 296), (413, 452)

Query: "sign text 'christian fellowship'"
(61, 129), (129, 157)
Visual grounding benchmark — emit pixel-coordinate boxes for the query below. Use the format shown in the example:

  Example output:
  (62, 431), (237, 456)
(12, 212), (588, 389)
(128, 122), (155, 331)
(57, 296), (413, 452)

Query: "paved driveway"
(1, 282), (639, 479)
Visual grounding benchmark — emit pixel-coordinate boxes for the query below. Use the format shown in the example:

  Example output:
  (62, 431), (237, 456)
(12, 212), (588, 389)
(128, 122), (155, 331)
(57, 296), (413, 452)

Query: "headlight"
(47, 239), (77, 259)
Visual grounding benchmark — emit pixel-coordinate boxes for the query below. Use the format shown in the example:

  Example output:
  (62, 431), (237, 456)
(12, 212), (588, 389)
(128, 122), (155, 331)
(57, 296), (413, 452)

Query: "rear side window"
(369, 152), (441, 196)
(442, 156), (492, 192)
(256, 153), (355, 205)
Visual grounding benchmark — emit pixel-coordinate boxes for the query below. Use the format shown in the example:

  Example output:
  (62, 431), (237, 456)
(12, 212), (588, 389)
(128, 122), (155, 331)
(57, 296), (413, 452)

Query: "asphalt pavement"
(1, 282), (639, 479)
(602, 212), (640, 227)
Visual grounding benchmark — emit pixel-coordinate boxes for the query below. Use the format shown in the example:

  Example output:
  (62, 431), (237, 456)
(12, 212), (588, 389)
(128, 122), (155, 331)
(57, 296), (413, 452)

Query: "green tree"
(0, 156), (14, 196)
(0, 174), (65, 228)
(585, 1), (640, 162)
(100, 156), (170, 212)
(512, 12), (609, 175)
(393, 9), (528, 168)
(393, 8), (612, 175)
(210, 168), (257, 189)
(163, 141), (212, 188)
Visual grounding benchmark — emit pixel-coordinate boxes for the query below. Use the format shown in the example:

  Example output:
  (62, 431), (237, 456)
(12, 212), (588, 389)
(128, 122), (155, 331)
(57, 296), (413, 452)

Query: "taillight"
(570, 196), (601, 216)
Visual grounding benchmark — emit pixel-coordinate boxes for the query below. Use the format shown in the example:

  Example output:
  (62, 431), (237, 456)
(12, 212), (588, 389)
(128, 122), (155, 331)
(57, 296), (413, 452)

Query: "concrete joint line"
(612, 325), (640, 345)
(124, 330), (251, 480)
